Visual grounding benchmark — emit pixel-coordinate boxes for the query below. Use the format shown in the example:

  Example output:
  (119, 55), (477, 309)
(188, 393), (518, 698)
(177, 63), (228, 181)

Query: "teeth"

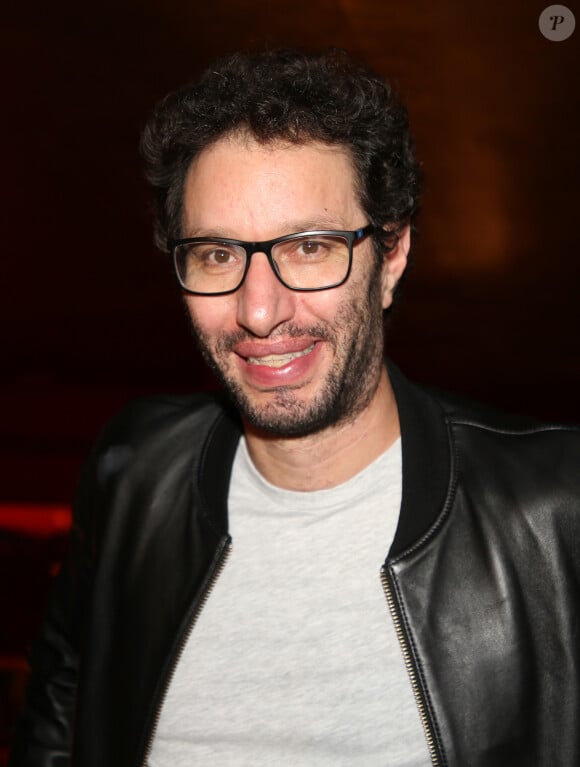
(247, 343), (315, 367)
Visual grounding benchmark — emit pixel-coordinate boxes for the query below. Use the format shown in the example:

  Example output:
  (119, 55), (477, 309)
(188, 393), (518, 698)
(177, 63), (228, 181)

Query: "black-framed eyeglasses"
(168, 224), (386, 296)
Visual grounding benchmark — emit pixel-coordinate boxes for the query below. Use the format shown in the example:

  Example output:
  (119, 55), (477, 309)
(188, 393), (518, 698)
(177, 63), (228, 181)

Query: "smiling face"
(182, 134), (408, 437)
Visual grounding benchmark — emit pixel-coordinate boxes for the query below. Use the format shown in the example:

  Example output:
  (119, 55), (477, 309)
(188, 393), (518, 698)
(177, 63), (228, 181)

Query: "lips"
(232, 337), (322, 385)
(233, 337), (320, 368)
(246, 344), (315, 368)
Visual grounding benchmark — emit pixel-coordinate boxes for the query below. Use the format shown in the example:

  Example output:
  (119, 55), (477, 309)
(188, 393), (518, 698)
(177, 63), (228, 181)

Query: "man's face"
(182, 135), (405, 437)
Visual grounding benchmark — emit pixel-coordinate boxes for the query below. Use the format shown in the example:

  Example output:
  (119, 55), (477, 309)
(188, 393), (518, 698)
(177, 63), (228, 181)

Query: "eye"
(207, 248), (234, 265)
(299, 240), (324, 256)
(291, 238), (333, 261)
(190, 243), (244, 270)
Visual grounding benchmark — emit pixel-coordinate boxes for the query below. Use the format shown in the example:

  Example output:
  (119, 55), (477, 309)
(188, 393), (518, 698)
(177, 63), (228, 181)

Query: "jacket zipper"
(381, 565), (440, 767)
(140, 536), (232, 767)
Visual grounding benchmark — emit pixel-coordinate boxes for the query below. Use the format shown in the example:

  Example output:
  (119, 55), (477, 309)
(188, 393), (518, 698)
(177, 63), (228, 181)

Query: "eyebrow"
(183, 216), (352, 240)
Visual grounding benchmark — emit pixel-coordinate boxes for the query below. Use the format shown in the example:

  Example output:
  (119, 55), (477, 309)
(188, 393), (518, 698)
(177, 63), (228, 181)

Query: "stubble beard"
(189, 272), (386, 438)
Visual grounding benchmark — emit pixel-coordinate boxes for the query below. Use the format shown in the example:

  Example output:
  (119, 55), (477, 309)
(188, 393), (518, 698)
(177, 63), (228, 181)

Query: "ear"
(380, 224), (410, 309)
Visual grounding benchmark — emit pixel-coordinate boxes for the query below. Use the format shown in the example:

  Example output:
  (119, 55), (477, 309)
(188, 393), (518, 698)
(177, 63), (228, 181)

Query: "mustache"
(214, 323), (334, 354)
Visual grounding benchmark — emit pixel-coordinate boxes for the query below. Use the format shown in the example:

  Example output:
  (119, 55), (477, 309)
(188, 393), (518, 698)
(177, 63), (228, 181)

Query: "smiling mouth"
(246, 343), (316, 368)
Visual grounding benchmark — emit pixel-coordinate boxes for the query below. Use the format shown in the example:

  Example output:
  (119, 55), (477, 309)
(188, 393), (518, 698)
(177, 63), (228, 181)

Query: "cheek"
(185, 296), (235, 339)
(300, 272), (365, 321)
(299, 293), (342, 323)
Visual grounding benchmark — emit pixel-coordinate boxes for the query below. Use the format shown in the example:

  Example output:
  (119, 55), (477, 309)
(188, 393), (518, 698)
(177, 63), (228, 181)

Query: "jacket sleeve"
(9, 395), (228, 767)
(8, 445), (102, 766)
(8, 394), (216, 765)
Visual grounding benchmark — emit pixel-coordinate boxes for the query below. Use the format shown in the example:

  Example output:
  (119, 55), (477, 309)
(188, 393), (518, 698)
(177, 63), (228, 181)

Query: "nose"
(235, 252), (296, 337)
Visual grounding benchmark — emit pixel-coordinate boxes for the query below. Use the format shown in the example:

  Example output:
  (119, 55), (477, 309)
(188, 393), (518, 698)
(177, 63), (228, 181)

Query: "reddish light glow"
(0, 504), (71, 537)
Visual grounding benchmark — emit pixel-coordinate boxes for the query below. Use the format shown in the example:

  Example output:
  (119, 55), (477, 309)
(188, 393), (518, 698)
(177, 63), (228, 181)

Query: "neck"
(242, 365), (400, 491)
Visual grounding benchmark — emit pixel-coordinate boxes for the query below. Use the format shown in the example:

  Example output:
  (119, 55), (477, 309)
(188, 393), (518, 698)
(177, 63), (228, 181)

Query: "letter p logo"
(539, 5), (576, 40)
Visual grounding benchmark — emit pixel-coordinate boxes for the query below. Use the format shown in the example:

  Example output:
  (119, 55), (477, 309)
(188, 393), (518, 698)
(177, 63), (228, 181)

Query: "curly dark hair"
(140, 48), (422, 256)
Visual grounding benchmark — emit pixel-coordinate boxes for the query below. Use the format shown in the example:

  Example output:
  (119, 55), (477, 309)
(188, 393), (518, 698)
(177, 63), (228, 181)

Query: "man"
(10, 50), (580, 767)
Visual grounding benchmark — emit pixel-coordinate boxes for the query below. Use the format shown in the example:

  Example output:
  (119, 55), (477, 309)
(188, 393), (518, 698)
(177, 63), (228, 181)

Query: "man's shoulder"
(432, 385), (579, 436)
(86, 391), (241, 484)
(389, 358), (579, 455)
(389, 362), (580, 559)
(425, 385), (580, 495)
(98, 391), (229, 443)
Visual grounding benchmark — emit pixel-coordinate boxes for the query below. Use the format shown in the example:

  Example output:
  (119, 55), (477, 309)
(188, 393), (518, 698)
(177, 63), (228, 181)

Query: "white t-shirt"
(148, 437), (430, 766)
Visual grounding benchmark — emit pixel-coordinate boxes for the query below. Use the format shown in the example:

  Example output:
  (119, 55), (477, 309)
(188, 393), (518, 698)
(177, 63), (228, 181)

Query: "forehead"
(182, 134), (363, 238)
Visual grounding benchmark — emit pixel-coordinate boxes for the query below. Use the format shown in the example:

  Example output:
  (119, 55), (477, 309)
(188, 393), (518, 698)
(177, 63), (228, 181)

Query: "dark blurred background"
(1, 0), (579, 758)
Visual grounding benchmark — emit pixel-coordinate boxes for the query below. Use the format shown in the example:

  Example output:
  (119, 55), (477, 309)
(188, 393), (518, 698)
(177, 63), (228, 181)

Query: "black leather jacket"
(10, 364), (580, 766)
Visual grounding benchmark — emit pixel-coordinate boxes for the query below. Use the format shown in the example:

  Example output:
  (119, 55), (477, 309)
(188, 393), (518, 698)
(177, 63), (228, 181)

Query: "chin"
(231, 374), (377, 439)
